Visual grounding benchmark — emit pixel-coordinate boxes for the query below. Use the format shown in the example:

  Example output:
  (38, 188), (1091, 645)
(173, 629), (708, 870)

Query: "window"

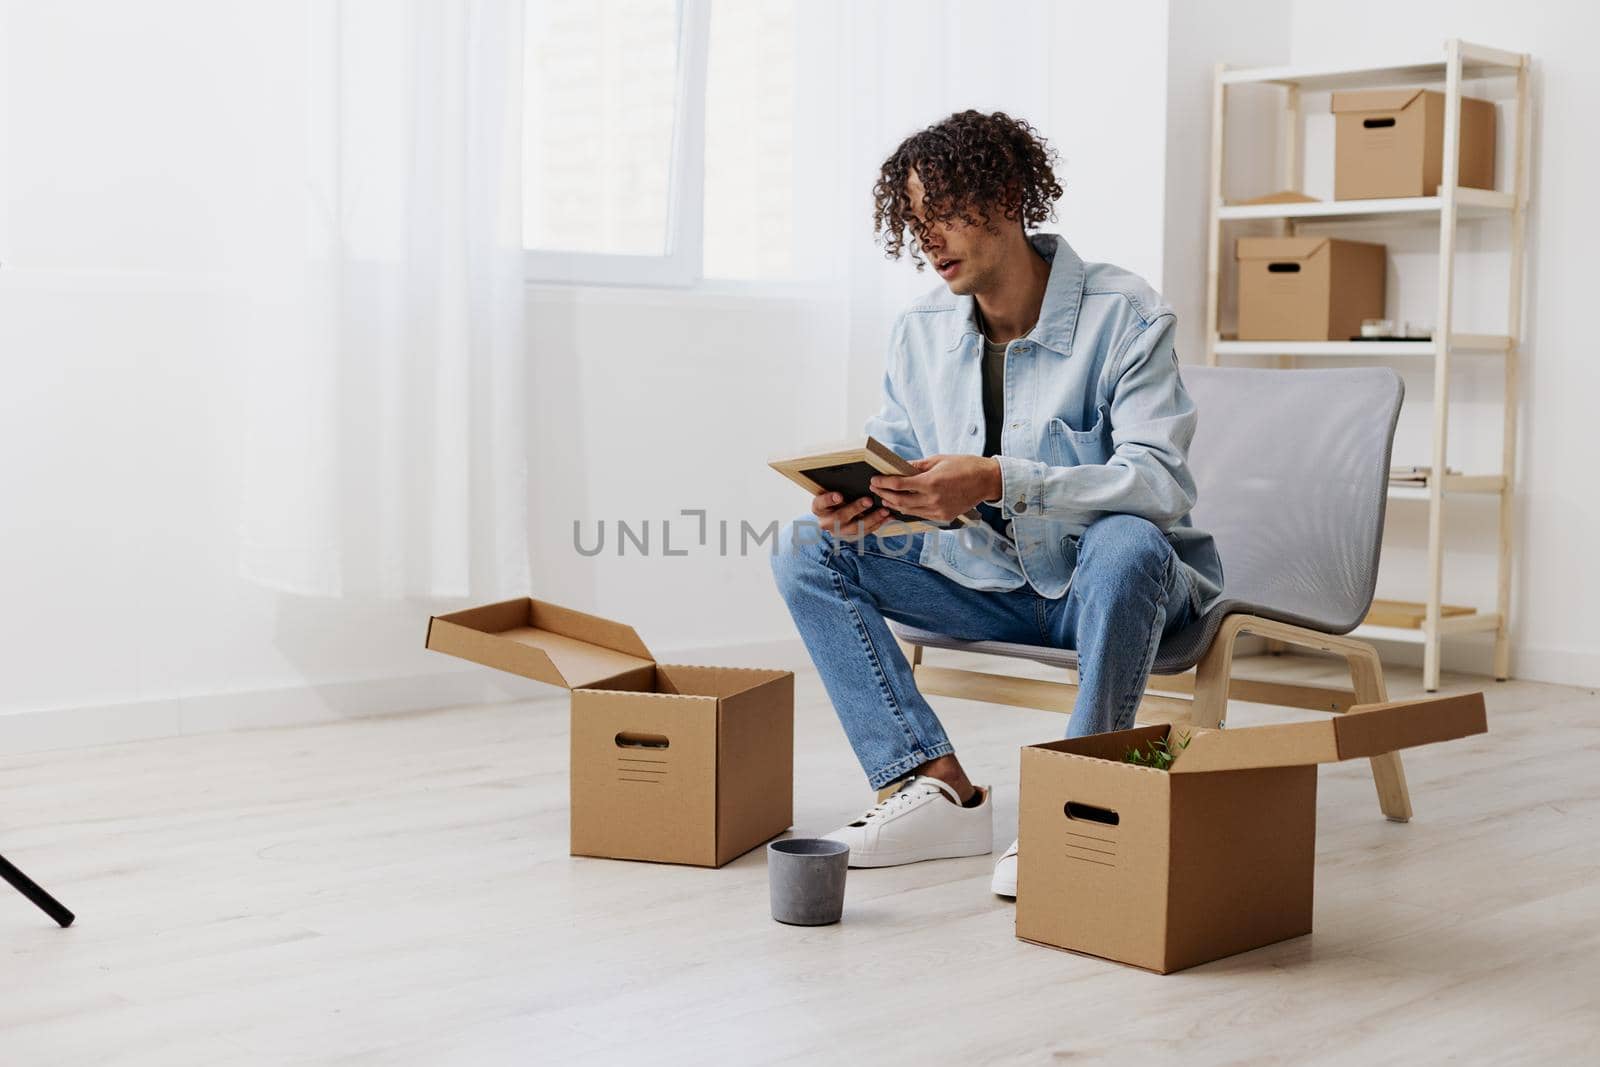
(522, 2), (679, 258)
(522, 0), (708, 285)
(522, 0), (801, 287)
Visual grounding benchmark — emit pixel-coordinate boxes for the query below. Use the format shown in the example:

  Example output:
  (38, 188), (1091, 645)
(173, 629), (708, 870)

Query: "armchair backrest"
(1180, 364), (1404, 634)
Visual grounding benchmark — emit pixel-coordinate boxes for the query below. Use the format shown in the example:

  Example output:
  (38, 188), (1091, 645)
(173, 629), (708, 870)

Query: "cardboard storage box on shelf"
(1236, 236), (1386, 341)
(1016, 692), (1487, 974)
(1333, 89), (1496, 200)
(426, 598), (794, 868)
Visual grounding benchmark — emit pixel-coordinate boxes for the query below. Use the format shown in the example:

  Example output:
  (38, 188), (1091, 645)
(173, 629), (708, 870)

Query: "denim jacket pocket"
(1058, 532), (1080, 573)
(1046, 404), (1112, 467)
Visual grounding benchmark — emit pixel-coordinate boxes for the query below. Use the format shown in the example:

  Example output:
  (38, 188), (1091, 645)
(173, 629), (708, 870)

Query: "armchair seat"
(894, 605), (1226, 677)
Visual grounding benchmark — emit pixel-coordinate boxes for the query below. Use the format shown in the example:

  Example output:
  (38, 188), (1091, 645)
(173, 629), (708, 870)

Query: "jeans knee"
(1078, 514), (1171, 585)
(770, 516), (833, 594)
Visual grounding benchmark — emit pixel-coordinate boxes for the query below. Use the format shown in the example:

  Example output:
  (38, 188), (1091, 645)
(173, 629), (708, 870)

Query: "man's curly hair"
(872, 110), (1063, 270)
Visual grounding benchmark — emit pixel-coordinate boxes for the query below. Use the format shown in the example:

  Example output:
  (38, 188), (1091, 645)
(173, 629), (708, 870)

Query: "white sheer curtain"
(237, 0), (530, 599)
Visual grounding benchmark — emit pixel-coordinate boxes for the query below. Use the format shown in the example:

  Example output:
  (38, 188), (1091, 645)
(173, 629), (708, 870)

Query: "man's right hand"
(812, 491), (893, 537)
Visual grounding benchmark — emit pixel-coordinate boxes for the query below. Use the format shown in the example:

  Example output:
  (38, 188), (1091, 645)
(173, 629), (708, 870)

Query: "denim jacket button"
(1013, 500), (1028, 514)
(968, 423), (978, 435)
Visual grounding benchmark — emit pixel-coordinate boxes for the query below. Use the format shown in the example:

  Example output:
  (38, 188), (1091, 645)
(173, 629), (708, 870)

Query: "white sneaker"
(991, 838), (1018, 898)
(822, 776), (992, 868)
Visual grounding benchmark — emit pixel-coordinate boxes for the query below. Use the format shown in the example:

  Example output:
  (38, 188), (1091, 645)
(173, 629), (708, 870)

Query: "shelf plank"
(1367, 599), (1474, 628)
(1450, 333), (1514, 352)
(1219, 46), (1522, 91)
(1213, 336), (1510, 358)
(1445, 474), (1508, 493)
(1350, 613), (1502, 643)
(1437, 611), (1502, 635)
(1219, 188), (1514, 222)
(1349, 623), (1428, 644)
(1216, 340), (1431, 357)
(1387, 474), (1507, 500)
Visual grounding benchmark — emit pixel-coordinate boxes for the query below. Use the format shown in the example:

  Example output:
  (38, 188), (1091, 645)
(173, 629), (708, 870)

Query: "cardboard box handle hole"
(615, 731), (670, 750)
(1267, 262), (1301, 273)
(1363, 117), (1396, 129)
(1064, 801), (1119, 826)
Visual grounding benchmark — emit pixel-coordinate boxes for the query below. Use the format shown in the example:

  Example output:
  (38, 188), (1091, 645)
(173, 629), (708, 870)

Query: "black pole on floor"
(0, 852), (75, 928)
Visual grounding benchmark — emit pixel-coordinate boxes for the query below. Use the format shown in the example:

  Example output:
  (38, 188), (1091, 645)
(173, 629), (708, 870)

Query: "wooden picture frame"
(768, 437), (982, 536)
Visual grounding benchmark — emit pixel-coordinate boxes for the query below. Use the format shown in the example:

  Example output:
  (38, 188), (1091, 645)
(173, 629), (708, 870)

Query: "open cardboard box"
(1016, 691), (1487, 973)
(426, 598), (794, 868)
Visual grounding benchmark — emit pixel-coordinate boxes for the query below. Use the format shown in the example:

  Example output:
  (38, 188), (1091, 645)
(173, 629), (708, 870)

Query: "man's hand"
(811, 491), (893, 537)
(870, 454), (1002, 524)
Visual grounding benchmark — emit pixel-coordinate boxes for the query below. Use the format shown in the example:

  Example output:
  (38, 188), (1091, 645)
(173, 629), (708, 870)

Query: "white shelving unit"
(1203, 39), (1532, 692)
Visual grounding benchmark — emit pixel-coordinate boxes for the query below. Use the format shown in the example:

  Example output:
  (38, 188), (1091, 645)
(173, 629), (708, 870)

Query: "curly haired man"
(770, 110), (1224, 896)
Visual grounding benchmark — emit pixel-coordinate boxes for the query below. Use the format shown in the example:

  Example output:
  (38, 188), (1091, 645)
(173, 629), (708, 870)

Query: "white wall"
(522, 284), (842, 653)
(2, 0), (1593, 754)
(1162, 1), (1293, 362)
(1046, 0), (1170, 291)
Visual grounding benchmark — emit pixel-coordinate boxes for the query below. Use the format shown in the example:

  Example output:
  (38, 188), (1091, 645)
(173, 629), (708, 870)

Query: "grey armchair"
(889, 365), (1417, 821)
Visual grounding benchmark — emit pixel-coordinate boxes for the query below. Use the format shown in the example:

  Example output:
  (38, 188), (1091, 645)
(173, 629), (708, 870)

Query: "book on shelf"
(1389, 464), (1460, 486)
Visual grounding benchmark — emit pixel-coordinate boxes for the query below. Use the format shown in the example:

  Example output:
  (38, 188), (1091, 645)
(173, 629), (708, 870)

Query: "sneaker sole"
(845, 840), (993, 868)
(991, 871), (1017, 897)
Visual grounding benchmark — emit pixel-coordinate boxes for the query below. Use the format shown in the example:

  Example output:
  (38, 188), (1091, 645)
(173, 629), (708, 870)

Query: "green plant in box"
(1124, 730), (1191, 771)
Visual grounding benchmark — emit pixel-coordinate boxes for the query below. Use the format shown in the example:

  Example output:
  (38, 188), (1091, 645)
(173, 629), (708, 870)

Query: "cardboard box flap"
(426, 597), (656, 690)
(1331, 88), (1425, 114)
(1172, 692), (1486, 775)
(1324, 691), (1487, 760)
(1236, 236), (1328, 262)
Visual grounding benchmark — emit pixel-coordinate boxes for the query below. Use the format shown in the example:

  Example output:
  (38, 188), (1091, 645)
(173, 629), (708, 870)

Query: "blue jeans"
(770, 514), (1201, 790)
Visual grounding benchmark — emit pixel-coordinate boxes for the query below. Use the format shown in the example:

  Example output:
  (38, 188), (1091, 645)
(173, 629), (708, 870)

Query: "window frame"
(521, 0), (710, 288)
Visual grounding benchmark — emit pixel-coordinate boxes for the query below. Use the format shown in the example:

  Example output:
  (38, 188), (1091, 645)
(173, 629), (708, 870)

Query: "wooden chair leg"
(1190, 616), (1244, 729)
(1192, 615), (1411, 822)
(1347, 646), (1413, 823)
(894, 637), (923, 668)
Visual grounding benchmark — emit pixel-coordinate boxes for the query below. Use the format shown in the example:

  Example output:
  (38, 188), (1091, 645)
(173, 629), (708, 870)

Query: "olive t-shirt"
(981, 332), (1007, 460)
(977, 313), (1011, 539)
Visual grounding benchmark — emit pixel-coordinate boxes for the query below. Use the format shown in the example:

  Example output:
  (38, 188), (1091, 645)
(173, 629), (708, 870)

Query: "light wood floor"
(3, 651), (1598, 1065)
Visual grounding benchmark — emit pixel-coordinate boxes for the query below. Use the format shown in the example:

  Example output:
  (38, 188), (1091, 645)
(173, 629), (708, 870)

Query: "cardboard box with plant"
(1016, 692), (1487, 973)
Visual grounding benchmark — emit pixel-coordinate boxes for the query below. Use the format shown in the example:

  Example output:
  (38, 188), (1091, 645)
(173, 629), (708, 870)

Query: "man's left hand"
(870, 454), (1002, 524)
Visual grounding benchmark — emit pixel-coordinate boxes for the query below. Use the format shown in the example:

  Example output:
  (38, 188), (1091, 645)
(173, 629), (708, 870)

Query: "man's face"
(905, 168), (1005, 296)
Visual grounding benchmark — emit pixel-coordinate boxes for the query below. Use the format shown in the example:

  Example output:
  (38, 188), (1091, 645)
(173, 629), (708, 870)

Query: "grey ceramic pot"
(767, 838), (849, 926)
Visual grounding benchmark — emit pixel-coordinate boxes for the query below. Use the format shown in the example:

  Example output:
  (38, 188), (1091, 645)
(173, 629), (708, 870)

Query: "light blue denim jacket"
(864, 232), (1224, 616)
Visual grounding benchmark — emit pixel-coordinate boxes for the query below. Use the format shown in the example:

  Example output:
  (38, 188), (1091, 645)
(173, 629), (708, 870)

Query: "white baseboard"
(1471, 643), (1599, 692)
(654, 635), (812, 673)
(0, 669), (556, 756)
(0, 636), (814, 757)
(3, 630), (1588, 757)
(1356, 636), (1599, 691)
